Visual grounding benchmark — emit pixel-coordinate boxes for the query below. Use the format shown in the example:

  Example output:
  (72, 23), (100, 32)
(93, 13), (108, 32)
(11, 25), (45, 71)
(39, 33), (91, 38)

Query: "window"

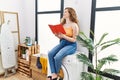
(96, 0), (120, 8)
(36, 0), (64, 54)
(93, 10), (120, 76)
(38, 0), (61, 12)
(90, 0), (120, 79)
(38, 14), (60, 53)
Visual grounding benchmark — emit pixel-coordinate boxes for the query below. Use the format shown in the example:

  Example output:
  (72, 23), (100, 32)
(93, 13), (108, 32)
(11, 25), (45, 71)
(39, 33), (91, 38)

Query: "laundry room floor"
(0, 72), (33, 80)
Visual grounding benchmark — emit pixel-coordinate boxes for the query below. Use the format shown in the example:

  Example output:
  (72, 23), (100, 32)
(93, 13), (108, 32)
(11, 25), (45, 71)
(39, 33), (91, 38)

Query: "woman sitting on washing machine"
(48, 7), (79, 80)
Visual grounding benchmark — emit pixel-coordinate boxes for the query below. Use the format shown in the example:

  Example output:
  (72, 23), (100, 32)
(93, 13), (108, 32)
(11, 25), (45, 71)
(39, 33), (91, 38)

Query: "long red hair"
(61, 7), (79, 25)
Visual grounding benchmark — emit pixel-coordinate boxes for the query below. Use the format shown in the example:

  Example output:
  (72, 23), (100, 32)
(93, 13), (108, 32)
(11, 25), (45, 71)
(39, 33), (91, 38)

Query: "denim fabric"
(48, 39), (77, 73)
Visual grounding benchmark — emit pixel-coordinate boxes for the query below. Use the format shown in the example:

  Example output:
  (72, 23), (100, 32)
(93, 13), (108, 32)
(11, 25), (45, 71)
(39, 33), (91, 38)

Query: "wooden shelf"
(18, 44), (40, 77)
(18, 58), (29, 65)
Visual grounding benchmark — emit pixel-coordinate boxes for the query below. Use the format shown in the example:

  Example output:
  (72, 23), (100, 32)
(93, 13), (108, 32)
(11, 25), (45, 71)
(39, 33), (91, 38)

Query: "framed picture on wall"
(2, 11), (20, 50)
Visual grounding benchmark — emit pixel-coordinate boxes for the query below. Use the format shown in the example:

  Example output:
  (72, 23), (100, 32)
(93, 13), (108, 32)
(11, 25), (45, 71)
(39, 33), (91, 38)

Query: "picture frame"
(2, 11), (20, 50)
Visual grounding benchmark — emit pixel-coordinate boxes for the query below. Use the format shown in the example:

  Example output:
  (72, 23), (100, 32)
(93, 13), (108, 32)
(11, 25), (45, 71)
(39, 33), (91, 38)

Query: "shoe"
(52, 76), (63, 80)
(47, 76), (52, 80)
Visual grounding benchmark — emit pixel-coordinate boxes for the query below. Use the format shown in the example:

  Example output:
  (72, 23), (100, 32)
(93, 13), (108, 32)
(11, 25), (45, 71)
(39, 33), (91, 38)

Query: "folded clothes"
(40, 57), (48, 74)
(36, 57), (42, 69)
(36, 56), (48, 74)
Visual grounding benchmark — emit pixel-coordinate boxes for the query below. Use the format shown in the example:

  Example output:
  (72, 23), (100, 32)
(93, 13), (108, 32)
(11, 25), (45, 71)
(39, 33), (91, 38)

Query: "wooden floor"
(0, 72), (33, 80)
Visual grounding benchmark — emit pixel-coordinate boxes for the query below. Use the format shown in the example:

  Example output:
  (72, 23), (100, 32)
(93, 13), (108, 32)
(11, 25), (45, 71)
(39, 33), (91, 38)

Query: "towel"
(38, 57), (63, 77)
(40, 57), (48, 74)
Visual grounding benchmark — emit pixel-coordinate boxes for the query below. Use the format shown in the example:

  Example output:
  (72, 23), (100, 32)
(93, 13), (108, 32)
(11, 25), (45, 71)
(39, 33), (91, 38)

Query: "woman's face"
(63, 9), (70, 19)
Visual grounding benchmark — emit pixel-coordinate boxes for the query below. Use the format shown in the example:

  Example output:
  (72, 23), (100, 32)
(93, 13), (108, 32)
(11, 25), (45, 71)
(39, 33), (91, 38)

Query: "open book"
(48, 24), (66, 34)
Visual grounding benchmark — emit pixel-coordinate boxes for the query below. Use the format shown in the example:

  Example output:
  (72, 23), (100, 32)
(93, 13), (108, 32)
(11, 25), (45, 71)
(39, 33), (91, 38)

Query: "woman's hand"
(54, 33), (65, 39)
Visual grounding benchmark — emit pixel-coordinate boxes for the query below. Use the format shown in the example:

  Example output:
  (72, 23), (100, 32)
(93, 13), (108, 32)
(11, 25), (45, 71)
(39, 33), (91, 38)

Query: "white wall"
(22, 0), (35, 43)
(0, 0), (35, 43)
(0, 0), (24, 43)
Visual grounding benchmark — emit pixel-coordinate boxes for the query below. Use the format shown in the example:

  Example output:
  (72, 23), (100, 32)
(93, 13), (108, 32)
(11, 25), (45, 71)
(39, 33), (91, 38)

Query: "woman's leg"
(54, 44), (77, 74)
(48, 39), (66, 73)
(48, 45), (62, 80)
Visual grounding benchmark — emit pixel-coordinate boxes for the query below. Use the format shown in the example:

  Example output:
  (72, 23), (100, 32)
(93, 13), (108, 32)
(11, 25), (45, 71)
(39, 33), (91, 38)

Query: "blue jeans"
(48, 39), (77, 74)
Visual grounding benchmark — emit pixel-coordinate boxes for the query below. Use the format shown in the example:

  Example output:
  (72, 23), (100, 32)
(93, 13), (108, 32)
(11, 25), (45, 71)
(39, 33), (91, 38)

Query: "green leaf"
(96, 33), (108, 46)
(79, 32), (88, 39)
(103, 69), (120, 75)
(81, 72), (95, 80)
(97, 60), (106, 71)
(101, 43), (116, 50)
(90, 30), (94, 37)
(100, 38), (120, 46)
(96, 75), (103, 80)
(97, 55), (118, 70)
(101, 38), (120, 50)
(77, 53), (94, 69)
(77, 32), (94, 54)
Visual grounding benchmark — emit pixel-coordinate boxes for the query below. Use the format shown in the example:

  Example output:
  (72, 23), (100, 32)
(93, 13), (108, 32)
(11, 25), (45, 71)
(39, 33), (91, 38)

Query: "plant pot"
(22, 54), (26, 59)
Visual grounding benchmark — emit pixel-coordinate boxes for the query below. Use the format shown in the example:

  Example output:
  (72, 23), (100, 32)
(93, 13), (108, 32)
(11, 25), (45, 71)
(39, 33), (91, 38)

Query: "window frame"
(89, 0), (120, 79)
(35, 0), (64, 42)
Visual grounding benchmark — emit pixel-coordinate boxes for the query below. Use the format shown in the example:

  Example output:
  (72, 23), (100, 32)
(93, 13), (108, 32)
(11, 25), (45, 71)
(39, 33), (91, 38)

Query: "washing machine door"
(61, 52), (83, 80)
(61, 65), (69, 80)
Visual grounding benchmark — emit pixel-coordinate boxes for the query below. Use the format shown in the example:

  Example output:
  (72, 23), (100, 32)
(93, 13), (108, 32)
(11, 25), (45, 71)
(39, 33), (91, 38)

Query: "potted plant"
(76, 32), (120, 80)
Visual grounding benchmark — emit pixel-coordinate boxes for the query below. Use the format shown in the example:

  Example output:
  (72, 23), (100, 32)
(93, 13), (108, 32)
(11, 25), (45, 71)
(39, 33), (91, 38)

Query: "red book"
(48, 24), (66, 34)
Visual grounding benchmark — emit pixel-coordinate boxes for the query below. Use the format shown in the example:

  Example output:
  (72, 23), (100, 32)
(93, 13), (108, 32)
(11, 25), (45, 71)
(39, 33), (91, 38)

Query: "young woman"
(47, 7), (79, 80)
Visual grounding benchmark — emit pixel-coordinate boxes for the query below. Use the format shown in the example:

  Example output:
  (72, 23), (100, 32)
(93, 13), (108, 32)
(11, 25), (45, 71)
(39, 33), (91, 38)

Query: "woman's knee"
(48, 51), (54, 58)
(54, 55), (62, 63)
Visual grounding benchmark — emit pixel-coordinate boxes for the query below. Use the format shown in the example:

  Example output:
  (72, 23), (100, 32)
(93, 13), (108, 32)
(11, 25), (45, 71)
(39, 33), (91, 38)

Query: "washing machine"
(47, 51), (83, 80)
(61, 51), (83, 80)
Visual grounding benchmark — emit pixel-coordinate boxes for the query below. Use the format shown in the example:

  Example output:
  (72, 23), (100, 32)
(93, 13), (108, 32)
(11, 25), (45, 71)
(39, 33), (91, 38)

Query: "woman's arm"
(54, 33), (62, 39)
(58, 23), (79, 42)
